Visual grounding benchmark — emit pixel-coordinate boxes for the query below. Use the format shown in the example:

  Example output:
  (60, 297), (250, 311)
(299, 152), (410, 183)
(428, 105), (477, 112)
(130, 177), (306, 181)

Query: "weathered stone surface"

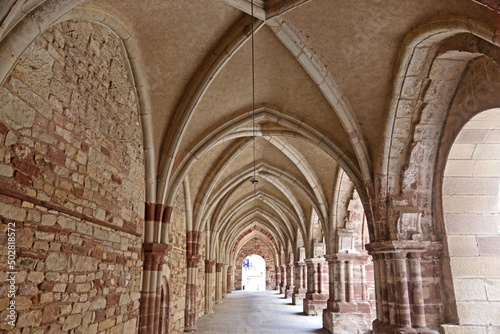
(69, 254), (98, 272)
(45, 253), (68, 271)
(41, 302), (60, 325)
(17, 310), (42, 327)
(0, 90), (36, 130)
(0, 202), (26, 221)
(63, 314), (82, 331)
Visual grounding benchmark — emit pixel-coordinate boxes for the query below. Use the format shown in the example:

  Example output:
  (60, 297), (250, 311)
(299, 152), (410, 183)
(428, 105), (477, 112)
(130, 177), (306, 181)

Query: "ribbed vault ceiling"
(70, 0), (493, 259)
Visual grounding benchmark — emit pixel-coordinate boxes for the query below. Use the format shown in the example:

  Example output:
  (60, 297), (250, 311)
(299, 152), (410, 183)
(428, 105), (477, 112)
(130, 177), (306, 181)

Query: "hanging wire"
(251, 0), (257, 185)
(250, 0), (258, 216)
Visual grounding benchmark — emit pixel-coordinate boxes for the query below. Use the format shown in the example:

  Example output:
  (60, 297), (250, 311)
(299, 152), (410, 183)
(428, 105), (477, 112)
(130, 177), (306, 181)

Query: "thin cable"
(251, 0), (257, 211)
(251, 0), (256, 181)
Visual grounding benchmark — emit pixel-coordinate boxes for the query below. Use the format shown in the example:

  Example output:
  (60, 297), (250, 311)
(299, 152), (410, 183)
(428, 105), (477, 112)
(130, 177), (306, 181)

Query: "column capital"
(142, 242), (172, 268)
(216, 263), (223, 272)
(365, 240), (442, 255)
(305, 257), (326, 265)
(323, 253), (369, 264)
(205, 260), (216, 273)
(186, 255), (201, 268)
(294, 261), (306, 267)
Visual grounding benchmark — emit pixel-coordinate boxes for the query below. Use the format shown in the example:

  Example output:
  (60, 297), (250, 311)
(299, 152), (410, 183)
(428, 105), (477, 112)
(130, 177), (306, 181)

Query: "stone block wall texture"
(168, 188), (187, 333)
(443, 109), (500, 331)
(0, 20), (145, 333)
(234, 239), (276, 290)
(196, 233), (205, 320)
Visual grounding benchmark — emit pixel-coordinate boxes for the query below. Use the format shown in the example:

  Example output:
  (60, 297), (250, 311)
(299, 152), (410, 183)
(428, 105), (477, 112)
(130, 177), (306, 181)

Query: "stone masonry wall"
(196, 232), (205, 320)
(442, 108), (500, 330)
(234, 239), (276, 290)
(167, 188), (187, 333)
(0, 20), (144, 333)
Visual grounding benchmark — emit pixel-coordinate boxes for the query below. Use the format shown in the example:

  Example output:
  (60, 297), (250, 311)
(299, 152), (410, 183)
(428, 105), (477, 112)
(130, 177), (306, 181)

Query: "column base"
(280, 284), (285, 294)
(328, 301), (372, 315)
(303, 293), (328, 315)
(323, 311), (371, 334)
(372, 320), (438, 334)
(184, 325), (198, 332)
(292, 289), (307, 305)
(285, 286), (294, 299)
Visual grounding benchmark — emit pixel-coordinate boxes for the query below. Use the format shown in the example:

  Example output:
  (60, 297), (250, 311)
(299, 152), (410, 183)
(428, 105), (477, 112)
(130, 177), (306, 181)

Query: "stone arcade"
(0, 0), (499, 333)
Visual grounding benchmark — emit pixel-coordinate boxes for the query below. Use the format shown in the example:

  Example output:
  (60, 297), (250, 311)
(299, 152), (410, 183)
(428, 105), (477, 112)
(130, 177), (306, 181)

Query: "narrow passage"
(196, 291), (329, 333)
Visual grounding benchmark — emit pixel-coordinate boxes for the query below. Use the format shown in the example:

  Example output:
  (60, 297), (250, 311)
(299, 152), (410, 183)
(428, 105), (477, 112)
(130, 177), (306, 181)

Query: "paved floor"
(195, 290), (329, 333)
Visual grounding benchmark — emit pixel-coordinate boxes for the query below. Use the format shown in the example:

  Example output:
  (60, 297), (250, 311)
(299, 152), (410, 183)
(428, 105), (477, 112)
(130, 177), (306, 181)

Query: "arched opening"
(241, 254), (267, 291)
(442, 108), (500, 330)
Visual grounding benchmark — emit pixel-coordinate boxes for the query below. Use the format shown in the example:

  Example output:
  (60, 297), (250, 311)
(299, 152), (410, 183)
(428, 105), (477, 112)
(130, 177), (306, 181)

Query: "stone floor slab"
(196, 291), (329, 333)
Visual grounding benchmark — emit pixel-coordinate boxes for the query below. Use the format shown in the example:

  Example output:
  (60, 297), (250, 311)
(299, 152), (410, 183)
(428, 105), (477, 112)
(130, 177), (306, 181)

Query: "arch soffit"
(379, 16), (497, 184)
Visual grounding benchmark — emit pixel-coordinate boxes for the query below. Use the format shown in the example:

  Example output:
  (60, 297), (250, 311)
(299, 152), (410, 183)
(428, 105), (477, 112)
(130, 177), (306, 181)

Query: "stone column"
(184, 254), (200, 332)
(215, 263), (223, 304)
(323, 254), (372, 333)
(366, 241), (442, 334)
(280, 264), (287, 294)
(204, 260), (215, 314)
(222, 265), (227, 299)
(184, 231), (201, 332)
(139, 243), (171, 334)
(292, 261), (307, 304)
(231, 266), (236, 291)
(227, 265), (232, 294)
(303, 258), (328, 316)
(285, 262), (295, 299)
(275, 266), (281, 291)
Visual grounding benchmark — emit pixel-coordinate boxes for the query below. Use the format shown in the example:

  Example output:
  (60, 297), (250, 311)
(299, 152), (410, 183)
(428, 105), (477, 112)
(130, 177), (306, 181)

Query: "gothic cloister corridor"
(195, 291), (328, 334)
(1, 0), (500, 333)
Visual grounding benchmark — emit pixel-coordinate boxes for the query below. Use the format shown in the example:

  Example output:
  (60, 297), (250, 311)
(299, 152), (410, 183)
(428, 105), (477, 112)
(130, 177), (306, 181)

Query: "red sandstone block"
(14, 170), (32, 186)
(72, 245), (87, 255)
(0, 122), (8, 134)
(17, 250), (46, 260)
(41, 302), (60, 325)
(73, 186), (84, 198)
(106, 294), (120, 306)
(117, 255), (127, 265)
(61, 244), (72, 253)
(66, 283), (76, 293)
(47, 146), (65, 165)
(94, 309), (106, 322)
(94, 279), (104, 288)
(40, 282), (54, 292)
(92, 251), (103, 259)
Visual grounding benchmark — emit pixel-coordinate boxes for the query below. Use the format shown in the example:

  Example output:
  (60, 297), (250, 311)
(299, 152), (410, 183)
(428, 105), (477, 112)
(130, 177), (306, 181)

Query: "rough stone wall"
(0, 20), (144, 333)
(234, 239), (276, 290)
(168, 188), (187, 333)
(196, 232), (205, 320)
